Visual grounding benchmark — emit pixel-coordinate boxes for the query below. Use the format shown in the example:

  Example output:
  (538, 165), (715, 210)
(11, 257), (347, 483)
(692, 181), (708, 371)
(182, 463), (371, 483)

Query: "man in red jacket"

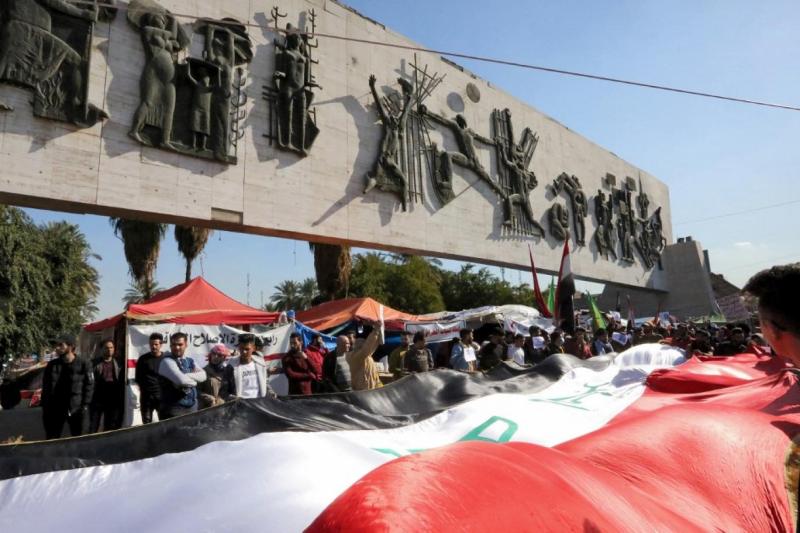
(304, 333), (328, 393)
(282, 333), (315, 395)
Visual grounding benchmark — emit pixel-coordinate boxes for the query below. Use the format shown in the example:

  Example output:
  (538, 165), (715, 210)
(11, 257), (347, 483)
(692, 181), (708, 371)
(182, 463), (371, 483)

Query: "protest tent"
(294, 297), (420, 332)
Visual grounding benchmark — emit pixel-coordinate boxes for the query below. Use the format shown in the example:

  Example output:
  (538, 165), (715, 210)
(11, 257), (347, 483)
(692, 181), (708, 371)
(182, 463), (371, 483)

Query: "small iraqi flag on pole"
(554, 239), (576, 335)
(528, 244), (553, 318)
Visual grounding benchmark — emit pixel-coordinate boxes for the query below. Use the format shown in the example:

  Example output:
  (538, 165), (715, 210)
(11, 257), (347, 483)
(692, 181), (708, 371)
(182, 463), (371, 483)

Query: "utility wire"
(76, 0), (800, 112)
(675, 199), (800, 225)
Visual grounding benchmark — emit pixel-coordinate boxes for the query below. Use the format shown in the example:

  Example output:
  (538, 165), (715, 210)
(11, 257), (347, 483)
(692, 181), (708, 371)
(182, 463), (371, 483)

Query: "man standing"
(479, 328), (507, 370)
(89, 339), (123, 433)
(283, 333), (315, 395)
(323, 336), (353, 392)
(346, 326), (383, 391)
(450, 328), (479, 372)
(715, 327), (748, 356)
(564, 327), (592, 359)
(304, 333), (328, 392)
(198, 344), (235, 408)
(388, 331), (412, 378)
(590, 329), (614, 356)
(157, 332), (207, 420)
(507, 334), (527, 365)
(743, 264), (800, 365)
(405, 332), (434, 373)
(545, 329), (566, 356)
(229, 334), (273, 399)
(41, 334), (94, 439)
(635, 323), (664, 345)
(135, 333), (165, 424)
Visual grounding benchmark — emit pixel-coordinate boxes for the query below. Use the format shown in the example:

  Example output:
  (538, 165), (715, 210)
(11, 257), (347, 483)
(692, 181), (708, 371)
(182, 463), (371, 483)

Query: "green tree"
(439, 264), (532, 310)
(40, 222), (102, 332)
(109, 217), (166, 300)
(309, 242), (351, 300)
(0, 206), (100, 355)
(123, 279), (162, 306)
(174, 225), (212, 282)
(349, 253), (445, 314)
(298, 278), (318, 310)
(270, 280), (303, 311)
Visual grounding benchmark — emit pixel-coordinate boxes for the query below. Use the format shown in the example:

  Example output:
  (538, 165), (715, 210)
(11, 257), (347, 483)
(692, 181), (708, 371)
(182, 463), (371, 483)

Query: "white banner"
(404, 320), (465, 343)
(126, 323), (294, 407)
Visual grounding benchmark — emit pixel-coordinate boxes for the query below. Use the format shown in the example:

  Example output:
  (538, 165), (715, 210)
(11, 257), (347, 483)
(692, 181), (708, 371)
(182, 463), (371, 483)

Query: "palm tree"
(109, 217), (166, 300)
(123, 279), (162, 306)
(270, 280), (301, 311)
(308, 242), (351, 301)
(174, 225), (212, 282)
(298, 278), (318, 310)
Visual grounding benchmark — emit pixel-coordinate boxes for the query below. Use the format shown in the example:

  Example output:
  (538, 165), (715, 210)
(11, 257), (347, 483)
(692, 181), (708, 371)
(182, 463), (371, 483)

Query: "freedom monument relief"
(0, 0), (696, 301)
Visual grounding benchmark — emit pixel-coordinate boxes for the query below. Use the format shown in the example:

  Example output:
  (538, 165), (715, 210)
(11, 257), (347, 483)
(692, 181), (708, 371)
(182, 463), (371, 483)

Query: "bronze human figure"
(497, 143), (544, 234)
(364, 75), (414, 211)
(272, 24), (320, 155)
(0, 0), (109, 126)
(421, 107), (504, 200)
(128, 7), (186, 149)
(552, 173), (588, 246)
(548, 203), (570, 242)
(615, 185), (636, 263)
(594, 189), (617, 260)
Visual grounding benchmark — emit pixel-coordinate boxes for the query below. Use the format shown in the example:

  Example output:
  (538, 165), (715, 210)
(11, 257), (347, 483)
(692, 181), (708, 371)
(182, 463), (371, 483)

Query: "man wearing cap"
(743, 264), (800, 365)
(135, 332), (166, 424)
(198, 344), (235, 408)
(157, 332), (207, 419)
(229, 333), (273, 399)
(41, 334), (94, 439)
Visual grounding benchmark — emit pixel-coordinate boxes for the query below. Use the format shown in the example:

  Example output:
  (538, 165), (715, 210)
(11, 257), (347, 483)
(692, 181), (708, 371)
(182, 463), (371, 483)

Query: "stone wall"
(0, 0), (672, 290)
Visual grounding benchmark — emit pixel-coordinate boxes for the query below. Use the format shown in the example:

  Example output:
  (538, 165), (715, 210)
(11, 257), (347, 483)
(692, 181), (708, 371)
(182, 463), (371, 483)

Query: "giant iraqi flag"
(0, 345), (796, 531)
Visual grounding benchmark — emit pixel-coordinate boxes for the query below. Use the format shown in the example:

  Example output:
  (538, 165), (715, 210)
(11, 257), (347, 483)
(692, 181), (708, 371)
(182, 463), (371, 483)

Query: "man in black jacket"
(41, 334), (94, 439)
(89, 339), (124, 433)
(135, 333), (164, 424)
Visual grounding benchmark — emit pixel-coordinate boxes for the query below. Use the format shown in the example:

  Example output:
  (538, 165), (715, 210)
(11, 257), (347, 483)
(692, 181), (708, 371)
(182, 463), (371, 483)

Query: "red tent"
(84, 277), (279, 331)
(294, 297), (418, 332)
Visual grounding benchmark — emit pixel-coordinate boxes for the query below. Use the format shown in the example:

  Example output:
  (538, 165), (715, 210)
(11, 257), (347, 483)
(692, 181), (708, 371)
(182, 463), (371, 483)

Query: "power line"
(77, 1), (800, 112)
(675, 199), (800, 225)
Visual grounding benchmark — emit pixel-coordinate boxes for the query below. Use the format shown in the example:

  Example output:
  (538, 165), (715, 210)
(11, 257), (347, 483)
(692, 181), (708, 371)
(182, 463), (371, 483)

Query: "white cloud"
(733, 241), (753, 247)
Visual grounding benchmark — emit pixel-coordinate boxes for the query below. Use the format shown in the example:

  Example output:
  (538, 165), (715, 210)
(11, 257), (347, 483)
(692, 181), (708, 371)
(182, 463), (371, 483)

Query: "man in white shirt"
(507, 333), (526, 365)
(229, 334), (274, 399)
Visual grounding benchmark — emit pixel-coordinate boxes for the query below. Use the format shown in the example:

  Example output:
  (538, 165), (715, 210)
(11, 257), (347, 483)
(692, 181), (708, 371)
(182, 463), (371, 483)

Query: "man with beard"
(135, 333), (165, 424)
(41, 334), (94, 439)
(323, 335), (353, 392)
(157, 332), (207, 419)
(479, 328), (507, 370)
(89, 339), (123, 432)
(283, 333), (315, 396)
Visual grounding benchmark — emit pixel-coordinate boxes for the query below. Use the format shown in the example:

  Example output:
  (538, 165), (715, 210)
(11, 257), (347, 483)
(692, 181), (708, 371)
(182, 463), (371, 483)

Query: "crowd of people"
(37, 262), (798, 439)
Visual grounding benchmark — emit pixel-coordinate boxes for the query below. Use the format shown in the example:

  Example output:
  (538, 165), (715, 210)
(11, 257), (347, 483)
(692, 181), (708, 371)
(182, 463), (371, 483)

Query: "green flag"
(587, 292), (607, 330)
(546, 278), (555, 316)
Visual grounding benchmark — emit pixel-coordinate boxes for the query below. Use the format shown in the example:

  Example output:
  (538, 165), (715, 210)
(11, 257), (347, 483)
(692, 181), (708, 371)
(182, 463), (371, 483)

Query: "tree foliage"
(109, 217), (166, 300)
(309, 243), (351, 300)
(174, 225), (211, 282)
(271, 253), (534, 316)
(268, 278), (318, 311)
(0, 206), (100, 355)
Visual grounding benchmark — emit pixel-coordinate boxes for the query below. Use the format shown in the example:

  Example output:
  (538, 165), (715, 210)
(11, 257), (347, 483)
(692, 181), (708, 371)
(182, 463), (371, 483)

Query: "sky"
(20, 0), (800, 320)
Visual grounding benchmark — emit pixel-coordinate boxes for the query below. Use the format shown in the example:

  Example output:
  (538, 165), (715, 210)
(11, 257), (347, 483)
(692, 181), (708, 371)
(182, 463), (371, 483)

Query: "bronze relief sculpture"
(127, 0), (252, 164)
(264, 7), (321, 156)
(551, 173), (588, 246)
(0, 0), (114, 127)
